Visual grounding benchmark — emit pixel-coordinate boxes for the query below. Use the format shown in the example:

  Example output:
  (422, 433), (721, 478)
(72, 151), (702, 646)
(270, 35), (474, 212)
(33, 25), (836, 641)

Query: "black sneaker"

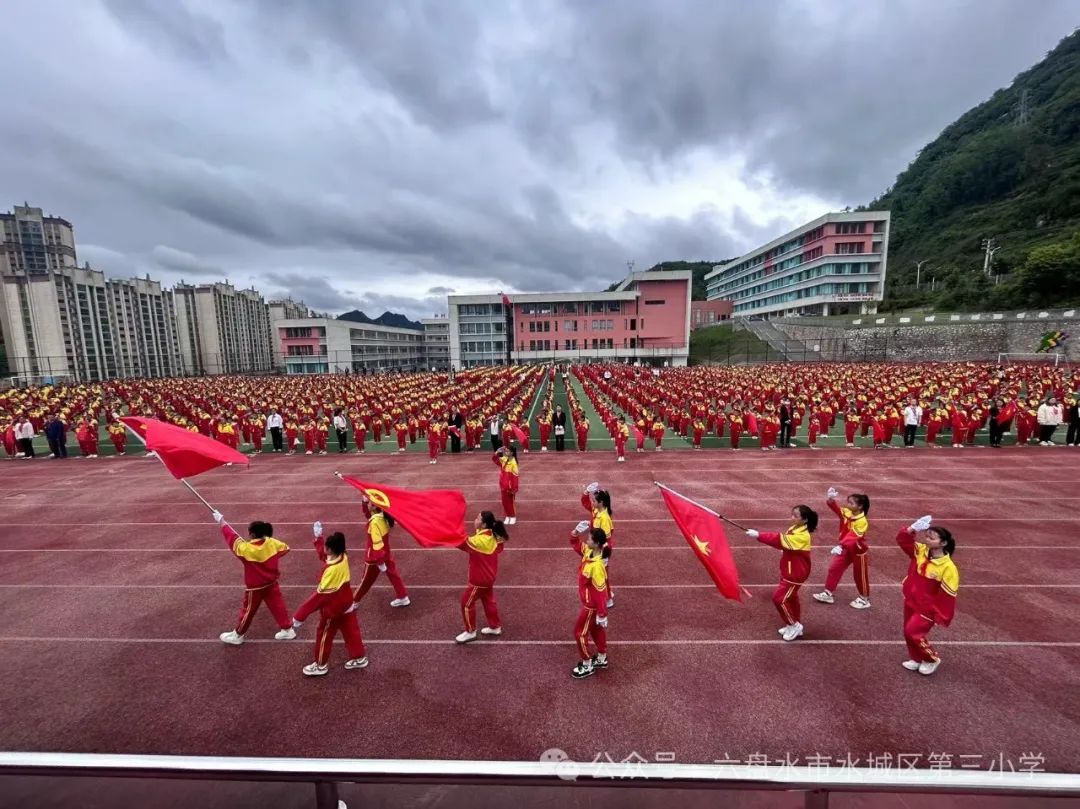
(571, 662), (595, 679)
(591, 655), (608, 669)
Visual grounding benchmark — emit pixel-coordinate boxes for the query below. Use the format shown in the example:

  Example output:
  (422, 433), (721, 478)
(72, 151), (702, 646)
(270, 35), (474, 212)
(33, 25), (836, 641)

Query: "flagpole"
(123, 421), (219, 514)
(654, 481), (750, 532)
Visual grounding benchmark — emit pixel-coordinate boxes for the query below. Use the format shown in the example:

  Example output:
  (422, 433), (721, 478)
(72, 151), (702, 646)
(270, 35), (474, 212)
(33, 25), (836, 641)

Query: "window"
(564, 340), (572, 350)
(835, 242), (866, 255)
(644, 299), (665, 305)
(529, 321), (536, 333)
(605, 301), (621, 312)
(529, 340), (536, 351)
(835, 222), (866, 235)
(564, 320), (578, 332)
(629, 318), (636, 330)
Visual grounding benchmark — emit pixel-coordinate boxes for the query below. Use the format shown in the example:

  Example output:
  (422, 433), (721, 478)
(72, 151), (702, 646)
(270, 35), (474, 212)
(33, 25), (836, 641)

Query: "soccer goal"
(997, 352), (1064, 366)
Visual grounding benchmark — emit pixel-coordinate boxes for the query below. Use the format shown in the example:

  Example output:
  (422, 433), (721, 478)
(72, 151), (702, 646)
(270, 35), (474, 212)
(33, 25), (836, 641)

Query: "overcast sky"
(0, 2), (1074, 320)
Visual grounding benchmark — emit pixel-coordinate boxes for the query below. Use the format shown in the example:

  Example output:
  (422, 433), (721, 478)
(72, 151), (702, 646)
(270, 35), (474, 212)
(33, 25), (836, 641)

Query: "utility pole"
(915, 259), (929, 289)
(981, 238), (1001, 275)
(931, 276), (936, 293)
(626, 260), (635, 275)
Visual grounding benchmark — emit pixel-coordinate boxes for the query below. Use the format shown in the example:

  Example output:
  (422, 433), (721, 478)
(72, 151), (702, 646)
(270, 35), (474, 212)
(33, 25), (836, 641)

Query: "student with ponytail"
(352, 495), (410, 608)
(581, 482), (615, 607)
(569, 524), (610, 679)
(455, 511), (509, 644)
(745, 505), (817, 642)
(896, 516), (960, 676)
(494, 445), (520, 524)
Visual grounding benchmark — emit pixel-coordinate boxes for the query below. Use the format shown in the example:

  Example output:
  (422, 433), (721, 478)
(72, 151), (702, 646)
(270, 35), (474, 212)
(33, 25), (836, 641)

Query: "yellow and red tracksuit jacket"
(222, 524), (289, 590)
(571, 534), (608, 617)
(360, 502), (393, 565)
(895, 528), (959, 625)
(294, 545), (353, 622)
(459, 529), (503, 587)
(494, 453), (519, 493)
(827, 499), (869, 551)
(579, 494), (615, 547)
(756, 524), (812, 584)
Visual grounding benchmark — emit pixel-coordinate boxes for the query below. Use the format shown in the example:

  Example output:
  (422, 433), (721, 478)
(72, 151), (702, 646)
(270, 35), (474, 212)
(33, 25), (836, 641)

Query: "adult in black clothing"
(45, 414), (68, 458)
(1067, 395), (1080, 446)
(987, 398), (1006, 448)
(449, 410), (464, 453)
(553, 406), (567, 452)
(779, 398), (793, 448)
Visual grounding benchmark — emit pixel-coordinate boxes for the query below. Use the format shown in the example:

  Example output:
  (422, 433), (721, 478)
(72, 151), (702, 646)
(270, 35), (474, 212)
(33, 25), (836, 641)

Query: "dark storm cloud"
(0, 0), (1075, 314)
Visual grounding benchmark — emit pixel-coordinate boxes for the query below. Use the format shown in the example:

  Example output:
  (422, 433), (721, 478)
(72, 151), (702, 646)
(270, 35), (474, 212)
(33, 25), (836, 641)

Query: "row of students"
(745, 494), (960, 675)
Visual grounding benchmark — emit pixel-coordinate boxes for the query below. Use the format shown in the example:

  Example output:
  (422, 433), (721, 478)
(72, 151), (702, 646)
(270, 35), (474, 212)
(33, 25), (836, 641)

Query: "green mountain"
(867, 30), (1080, 311)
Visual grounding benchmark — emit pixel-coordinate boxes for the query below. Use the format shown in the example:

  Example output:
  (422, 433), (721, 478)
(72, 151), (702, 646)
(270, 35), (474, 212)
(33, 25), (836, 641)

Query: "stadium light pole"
(915, 260), (929, 289)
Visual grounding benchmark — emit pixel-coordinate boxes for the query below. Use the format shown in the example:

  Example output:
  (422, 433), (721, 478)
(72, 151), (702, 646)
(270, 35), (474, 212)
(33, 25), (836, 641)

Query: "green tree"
(1014, 232), (1080, 305)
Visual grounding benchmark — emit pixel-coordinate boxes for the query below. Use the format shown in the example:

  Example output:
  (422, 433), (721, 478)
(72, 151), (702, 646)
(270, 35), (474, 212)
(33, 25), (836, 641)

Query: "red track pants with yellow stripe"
(903, 605), (939, 663)
(772, 579), (804, 626)
(824, 543), (870, 598)
(236, 583), (291, 635)
(574, 607), (607, 659)
(314, 612), (366, 665)
(461, 584), (501, 632)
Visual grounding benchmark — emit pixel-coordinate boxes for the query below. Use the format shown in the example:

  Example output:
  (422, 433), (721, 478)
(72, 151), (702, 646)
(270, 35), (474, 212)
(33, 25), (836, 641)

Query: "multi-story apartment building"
(275, 317), (425, 374)
(422, 316), (450, 371)
(705, 211), (890, 318)
(173, 282), (273, 375)
(106, 276), (183, 378)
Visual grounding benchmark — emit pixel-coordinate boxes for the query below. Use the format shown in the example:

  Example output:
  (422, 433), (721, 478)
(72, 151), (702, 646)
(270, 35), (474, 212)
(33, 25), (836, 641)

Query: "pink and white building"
(705, 211), (890, 318)
(447, 270), (692, 368)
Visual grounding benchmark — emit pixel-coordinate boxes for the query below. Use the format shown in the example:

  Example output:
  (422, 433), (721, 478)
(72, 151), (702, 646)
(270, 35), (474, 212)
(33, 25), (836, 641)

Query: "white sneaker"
(480, 627), (502, 636)
(778, 626), (788, 635)
(918, 659), (941, 676)
(219, 631), (244, 645)
(812, 591), (834, 604)
(617, 457), (625, 463)
(275, 628), (297, 640)
(605, 597), (614, 608)
(902, 660), (921, 671)
(302, 663), (329, 677)
(456, 631), (478, 644)
(344, 657), (369, 670)
(305, 450), (313, 455)
(390, 597), (411, 607)
(430, 459), (436, 464)
(541, 446), (548, 451)
(850, 596), (871, 610)
(781, 622), (804, 642)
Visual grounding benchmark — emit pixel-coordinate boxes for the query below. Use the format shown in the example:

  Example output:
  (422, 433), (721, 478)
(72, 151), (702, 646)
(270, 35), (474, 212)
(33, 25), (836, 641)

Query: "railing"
(0, 753), (1076, 809)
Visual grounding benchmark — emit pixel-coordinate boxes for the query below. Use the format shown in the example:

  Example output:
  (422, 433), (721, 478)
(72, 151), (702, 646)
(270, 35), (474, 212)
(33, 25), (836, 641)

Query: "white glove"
(909, 515), (932, 532)
(361, 494), (370, 504)
(826, 487), (839, 500)
(585, 481), (601, 494)
(291, 618), (303, 629)
(313, 521), (323, 538)
(345, 603), (358, 614)
(212, 511), (224, 524)
(746, 529), (760, 539)
(574, 520), (591, 535)
(830, 545), (843, 556)
(596, 616), (608, 628)
(377, 563), (387, 573)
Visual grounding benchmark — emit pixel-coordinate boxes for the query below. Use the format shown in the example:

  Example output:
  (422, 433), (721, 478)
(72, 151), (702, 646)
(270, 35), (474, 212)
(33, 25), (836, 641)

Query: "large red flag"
(745, 413), (759, 436)
(509, 422), (527, 445)
(340, 476), (467, 548)
(120, 416), (248, 479)
(657, 483), (743, 601)
(996, 401), (1017, 425)
(500, 292), (512, 309)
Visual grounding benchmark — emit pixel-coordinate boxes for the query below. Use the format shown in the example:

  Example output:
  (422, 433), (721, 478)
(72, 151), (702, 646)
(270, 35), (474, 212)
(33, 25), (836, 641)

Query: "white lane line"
(0, 636), (1076, 648)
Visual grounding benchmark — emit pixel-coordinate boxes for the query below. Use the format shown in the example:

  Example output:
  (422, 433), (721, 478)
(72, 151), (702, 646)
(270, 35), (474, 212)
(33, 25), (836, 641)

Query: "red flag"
(996, 401), (1017, 425)
(500, 293), (512, 309)
(745, 413), (759, 436)
(657, 484), (742, 601)
(120, 416), (248, 479)
(340, 476), (467, 548)
(510, 422), (527, 445)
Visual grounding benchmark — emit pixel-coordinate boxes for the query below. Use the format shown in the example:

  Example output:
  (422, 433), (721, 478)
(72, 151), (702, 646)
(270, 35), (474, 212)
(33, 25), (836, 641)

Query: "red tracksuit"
(571, 534), (608, 659)
(896, 528), (960, 663)
(294, 542), (365, 665)
(823, 500), (870, 597)
(222, 524), (292, 634)
(494, 452), (519, 518)
(352, 505), (409, 602)
(459, 529), (503, 632)
(615, 424), (629, 459)
(756, 525), (812, 626)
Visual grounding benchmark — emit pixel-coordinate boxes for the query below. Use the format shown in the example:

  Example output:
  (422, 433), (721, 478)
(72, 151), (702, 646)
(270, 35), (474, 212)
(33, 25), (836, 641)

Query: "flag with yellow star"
(658, 485), (743, 601)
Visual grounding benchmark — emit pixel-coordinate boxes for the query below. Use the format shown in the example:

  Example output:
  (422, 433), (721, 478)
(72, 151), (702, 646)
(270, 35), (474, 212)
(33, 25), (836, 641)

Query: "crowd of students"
(4, 361), (1075, 462)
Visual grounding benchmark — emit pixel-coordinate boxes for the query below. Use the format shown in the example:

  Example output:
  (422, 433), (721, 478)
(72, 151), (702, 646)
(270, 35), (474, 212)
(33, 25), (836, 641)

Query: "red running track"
(0, 448), (1078, 774)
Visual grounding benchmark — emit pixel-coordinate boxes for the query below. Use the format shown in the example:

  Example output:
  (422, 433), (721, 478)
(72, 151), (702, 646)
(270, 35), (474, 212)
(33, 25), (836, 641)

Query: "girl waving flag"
(746, 505), (817, 642)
